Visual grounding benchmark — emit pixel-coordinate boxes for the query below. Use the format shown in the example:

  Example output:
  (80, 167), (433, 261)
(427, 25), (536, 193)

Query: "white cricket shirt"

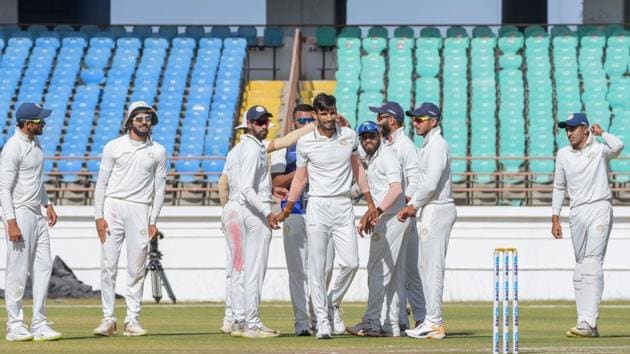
(237, 134), (272, 217)
(297, 126), (359, 197)
(411, 127), (454, 209)
(365, 144), (404, 215)
(94, 135), (167, 221)
(383, 126), (419, 199)
(0, 129), (49, 220)
(552, 132), (624, 214)
(223, 143), (242, 202)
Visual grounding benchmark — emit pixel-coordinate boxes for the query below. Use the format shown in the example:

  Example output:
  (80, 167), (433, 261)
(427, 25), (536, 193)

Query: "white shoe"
(32, 324), (62, 341)
(123, 320), (148, 337)
(220, 319), (233, 334)
(230, 322), (244, 337)
(330, 306), (345, 335)
(6, 324), (33, 342)
(93, 318), (117, 336)
(241, 325), (280, 338)
(316, 324), (332, 340)
(405, 321), (446, 339)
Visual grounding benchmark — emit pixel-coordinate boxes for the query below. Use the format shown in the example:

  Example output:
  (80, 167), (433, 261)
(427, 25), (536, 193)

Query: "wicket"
(493, 247), (519, 354)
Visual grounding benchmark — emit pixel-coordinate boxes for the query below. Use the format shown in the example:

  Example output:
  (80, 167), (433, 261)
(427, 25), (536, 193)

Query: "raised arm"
(267, 123), (316, 152)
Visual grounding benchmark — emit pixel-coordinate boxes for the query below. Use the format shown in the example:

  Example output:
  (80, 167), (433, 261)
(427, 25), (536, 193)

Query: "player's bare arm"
(277, 166), (308, 223)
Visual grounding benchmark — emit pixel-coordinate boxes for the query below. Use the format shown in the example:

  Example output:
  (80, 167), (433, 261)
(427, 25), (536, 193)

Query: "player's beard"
(379, 121), (391, 137)
(132, 125), (151, 137)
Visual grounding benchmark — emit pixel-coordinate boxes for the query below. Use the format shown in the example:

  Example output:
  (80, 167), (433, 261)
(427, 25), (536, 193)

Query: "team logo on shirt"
(283, 224), (290, 234)
(597, 224), (607, 233)
(588, 152), (595, 160)
(147, 152), (155, 159)
(371, 233), (380, 241)
(140, 229), (148, 236)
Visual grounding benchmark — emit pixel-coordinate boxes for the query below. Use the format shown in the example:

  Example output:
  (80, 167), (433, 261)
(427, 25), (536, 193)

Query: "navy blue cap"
(369, 102), (404, 121)
(357, 121), (380, 135)
(245, 105), (273, 121)
(406, 102), (441, 119)
(16, 103), (52, 123)
(558, 113), (589, 129)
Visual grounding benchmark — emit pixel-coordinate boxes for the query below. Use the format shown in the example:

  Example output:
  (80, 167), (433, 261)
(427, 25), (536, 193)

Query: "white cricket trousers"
(364, 213), (409, 329)
(398, 218), (426, 326)
(416, 203), (456, 325)
(4, 207), (52, 330)
(100, 197), (150, 323)
(306, 196), (359, 330)
(569, 200), (613, 328)
(231, 205), (271, 330)
(283, 213), (334, 331)
(221, 200), (242, 324)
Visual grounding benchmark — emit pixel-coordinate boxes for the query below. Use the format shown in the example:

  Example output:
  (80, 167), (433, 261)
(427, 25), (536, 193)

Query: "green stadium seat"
(498, 32), (523, 54)
(420, 27), (441, 38)
(472, 26), (495, 38)
(580, 30), (606, 49)
(316, 26), (336, 47)
(368, 26), (388, 38)
(552, 35), (577, 49)
(551, 25), (573, 37)
(471, 37), (496, 53)
(389, 37), (413, 53)
(362, 36), (387, 54)
(444, 37), (469, 50)
(499, 54), (522, 69)
(416, 36), (442, 50)
(415, 49), (440, 77)
(337, 37), (361, 52)
(607, 32), (630, 48)
(604, 24), (624, 38)
(447, 26), (468, 38)
(394, 26), (414, 38)
(499, 25), (519, 37)
(339, 26), (362, 38)
(604, 46), (629, 77)
(525, 25), (546, 37)
(577, 25), (598, 38)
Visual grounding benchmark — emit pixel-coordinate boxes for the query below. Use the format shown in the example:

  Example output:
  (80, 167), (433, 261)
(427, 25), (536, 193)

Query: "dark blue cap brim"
(558, 121), (586, 129)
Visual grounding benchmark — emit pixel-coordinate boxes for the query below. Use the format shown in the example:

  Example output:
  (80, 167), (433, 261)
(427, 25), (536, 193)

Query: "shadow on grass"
(60, 332), (217, 341)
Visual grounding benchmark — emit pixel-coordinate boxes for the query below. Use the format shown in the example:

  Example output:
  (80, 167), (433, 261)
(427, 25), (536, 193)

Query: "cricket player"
(398, 102), (456, 339)
(93, 101), (167, 337)
(270, 104), (334, 336)
(551, 113), (623, 338)
(1, 103), (61, 342)
(231, 105), (281, 339)
(277, 93), (379, 339)
(347, 121), (410, 337)
(218, 114), (316, 334)
(370, 101), (423, 333)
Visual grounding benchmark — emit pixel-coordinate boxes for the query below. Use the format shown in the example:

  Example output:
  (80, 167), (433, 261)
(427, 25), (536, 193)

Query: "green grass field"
(2, 299), (630, 353)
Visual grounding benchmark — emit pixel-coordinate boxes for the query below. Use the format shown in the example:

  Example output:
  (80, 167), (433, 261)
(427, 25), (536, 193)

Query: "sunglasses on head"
(295, 117), (315, 125)
(132, 115), (153, 123)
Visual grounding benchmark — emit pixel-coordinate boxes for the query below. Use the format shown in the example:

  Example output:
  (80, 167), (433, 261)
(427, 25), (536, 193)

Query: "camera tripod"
(145, 231), (177, 303)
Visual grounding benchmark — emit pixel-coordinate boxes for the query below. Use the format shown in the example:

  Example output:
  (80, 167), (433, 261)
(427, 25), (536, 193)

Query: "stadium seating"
(331, 25), (630, 190)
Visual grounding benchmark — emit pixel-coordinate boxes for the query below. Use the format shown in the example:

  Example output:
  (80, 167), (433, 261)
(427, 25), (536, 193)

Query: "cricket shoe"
(329, 306), (346, 335)
(6, 324), (33, 342)
(93, 318), (117, 336)
(32, 324), (62, 342)
(405, 321), (446, 339)
(346, 320), (382, 337)
(566, 321), (599, 338)
(220, 319), (233, 334)
(123, 319), (148, 336)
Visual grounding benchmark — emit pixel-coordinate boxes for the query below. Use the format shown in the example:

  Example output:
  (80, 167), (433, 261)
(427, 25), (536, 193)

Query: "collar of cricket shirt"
(245, 133), (265, 147)
(385, 126), (405, 145)
(422, 126), (442, 148)
(313, 123), (341, 140)
(569, 132), (595, 153)
(15, 128), (35, 143)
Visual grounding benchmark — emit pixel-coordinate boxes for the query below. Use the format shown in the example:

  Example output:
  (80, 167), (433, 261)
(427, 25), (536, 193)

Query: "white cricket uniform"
(552, 132), (623, 327)
(0, 130), (52, 330)
(383, 126), (425, 327)
(94, 135), (167, 323)
(361, 144), (410, 332)
(236, 134), (272, 330)
(271, 146), (334, 332)
(410, 127), (456, 326)
(296, 126), (360, 330)
(220, 143), (243, 325)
